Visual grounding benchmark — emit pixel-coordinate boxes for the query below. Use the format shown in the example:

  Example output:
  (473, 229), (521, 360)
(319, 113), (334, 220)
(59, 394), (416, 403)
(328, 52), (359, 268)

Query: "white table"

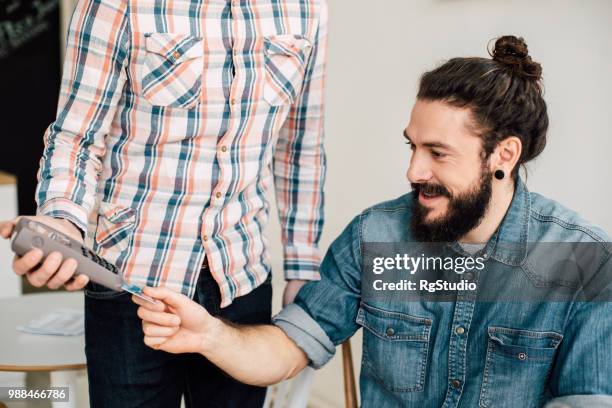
(0, 292), (86, 408)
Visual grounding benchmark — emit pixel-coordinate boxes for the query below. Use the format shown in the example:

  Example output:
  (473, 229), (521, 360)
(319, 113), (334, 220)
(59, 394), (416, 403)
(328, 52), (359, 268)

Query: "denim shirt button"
(455, 326), (465, 335)
(385, 327), (395, 337)
(518, 352), (527, 361)
(451, 379), (461, 389)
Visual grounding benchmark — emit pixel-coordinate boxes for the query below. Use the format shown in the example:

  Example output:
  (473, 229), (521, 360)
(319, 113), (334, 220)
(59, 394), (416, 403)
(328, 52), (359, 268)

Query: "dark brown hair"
(417, 35), (549, 178)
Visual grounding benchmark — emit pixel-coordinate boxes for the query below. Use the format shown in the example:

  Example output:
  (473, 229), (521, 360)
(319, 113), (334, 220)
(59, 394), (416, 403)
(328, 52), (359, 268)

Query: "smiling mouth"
(419, 191), (446, 205)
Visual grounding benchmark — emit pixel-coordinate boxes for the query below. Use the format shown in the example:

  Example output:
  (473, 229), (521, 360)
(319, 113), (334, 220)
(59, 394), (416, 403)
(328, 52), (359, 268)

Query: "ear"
(490, 136), (522, 177)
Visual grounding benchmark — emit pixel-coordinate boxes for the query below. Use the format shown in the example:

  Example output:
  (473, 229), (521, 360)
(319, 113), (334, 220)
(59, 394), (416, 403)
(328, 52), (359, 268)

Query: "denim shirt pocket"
(480, 326), (563, 408)
(356, 302), (432, 393)
(139, 33), (204, 109)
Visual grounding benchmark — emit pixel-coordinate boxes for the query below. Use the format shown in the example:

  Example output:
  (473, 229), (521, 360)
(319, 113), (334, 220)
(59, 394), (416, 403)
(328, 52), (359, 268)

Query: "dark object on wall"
(0, 0), (61, 215)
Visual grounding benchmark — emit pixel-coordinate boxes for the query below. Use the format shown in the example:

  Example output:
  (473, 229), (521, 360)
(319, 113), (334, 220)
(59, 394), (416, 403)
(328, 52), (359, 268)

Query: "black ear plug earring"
(494, 169), (505, 180)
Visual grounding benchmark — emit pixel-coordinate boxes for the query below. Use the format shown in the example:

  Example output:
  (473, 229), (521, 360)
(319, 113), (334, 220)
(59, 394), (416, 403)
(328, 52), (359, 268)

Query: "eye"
(431, 150), (446, 158)
(405, 141), (415, 151)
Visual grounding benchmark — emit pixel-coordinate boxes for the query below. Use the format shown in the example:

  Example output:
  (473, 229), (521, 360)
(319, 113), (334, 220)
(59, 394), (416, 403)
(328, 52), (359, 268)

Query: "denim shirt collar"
(449, 177), (530, 266)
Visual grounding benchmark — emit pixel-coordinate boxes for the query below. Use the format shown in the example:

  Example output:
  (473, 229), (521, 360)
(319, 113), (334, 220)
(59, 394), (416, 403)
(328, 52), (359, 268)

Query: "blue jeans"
(84, 261), (272, 408)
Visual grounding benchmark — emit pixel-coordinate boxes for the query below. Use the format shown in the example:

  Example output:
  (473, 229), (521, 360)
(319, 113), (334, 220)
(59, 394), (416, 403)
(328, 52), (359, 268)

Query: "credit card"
(121, 282), (157, 304)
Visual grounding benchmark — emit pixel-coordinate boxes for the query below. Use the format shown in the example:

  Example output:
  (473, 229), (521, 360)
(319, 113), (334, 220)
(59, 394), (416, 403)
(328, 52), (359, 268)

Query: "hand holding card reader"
(11, 218), (155, 303)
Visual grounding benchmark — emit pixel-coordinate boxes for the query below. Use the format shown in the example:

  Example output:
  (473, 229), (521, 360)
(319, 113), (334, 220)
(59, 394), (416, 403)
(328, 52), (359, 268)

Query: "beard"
(410, 168), (493, 242)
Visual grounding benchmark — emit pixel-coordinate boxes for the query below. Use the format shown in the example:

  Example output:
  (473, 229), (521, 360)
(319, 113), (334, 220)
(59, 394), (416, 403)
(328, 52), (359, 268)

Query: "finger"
(64, 274), (89, 291)
(13, 249), (44, 276)
(46, 258), (78, 290)
(143, 335), (168, 349)
(131, 295), (166, 312)
(26, 251), (64, 288)
(142, 286), (185, 309)
(137, 306), (181, 327)
(142, 322), (180, 337)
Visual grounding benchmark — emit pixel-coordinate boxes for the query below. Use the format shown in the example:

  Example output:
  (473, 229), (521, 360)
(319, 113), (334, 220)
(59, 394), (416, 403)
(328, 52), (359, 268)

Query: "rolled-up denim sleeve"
(272, 303), (336, 369)
(272, 215), (363, 369)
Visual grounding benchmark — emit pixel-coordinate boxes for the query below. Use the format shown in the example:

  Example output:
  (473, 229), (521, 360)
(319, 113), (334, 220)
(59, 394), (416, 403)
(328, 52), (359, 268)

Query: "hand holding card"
(132, 286), (219, 355)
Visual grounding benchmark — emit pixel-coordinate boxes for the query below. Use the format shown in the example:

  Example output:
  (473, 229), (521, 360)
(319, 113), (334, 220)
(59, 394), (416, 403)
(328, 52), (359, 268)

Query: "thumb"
(0, 216), (20, 239)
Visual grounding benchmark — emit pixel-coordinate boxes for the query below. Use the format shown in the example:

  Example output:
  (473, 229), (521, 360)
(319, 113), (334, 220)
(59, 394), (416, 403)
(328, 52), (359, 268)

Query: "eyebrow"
(403, 129), (453, 150)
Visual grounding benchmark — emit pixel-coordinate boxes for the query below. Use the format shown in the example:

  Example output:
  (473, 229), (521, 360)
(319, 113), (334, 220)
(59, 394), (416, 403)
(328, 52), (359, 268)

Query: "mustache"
(411, 182), (451, 198)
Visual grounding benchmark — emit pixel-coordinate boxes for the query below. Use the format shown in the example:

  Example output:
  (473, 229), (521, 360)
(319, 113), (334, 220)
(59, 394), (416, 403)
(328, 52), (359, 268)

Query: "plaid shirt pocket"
(140, 33), (204, 109)
(94, 201), (137, 256)
(263, 34), (312, 107)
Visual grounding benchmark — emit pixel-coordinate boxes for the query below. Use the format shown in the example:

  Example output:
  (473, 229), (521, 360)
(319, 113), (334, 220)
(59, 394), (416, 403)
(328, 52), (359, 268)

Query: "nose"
(406, 151), (433, 184)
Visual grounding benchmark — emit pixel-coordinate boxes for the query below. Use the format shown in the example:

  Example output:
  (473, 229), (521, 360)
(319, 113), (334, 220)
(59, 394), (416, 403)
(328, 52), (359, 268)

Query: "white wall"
(267, 1), (612, 406)
(0, 173), (20, 298)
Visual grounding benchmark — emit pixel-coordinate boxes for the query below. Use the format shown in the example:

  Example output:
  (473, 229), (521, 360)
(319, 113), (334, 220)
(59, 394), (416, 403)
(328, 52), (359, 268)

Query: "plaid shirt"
(35, 0), (327, 307)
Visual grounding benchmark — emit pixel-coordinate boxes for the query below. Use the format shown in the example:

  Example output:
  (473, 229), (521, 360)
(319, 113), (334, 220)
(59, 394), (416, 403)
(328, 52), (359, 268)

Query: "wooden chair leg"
(341, 340), (358, 408)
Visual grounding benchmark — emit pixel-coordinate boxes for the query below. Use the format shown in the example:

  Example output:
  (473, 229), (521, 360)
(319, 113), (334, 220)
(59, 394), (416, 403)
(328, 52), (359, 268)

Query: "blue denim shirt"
(273, 179), (612, 408)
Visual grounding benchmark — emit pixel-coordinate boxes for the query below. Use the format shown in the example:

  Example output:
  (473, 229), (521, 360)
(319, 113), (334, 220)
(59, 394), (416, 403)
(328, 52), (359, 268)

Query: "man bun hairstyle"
(418, 35), (549, 178)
